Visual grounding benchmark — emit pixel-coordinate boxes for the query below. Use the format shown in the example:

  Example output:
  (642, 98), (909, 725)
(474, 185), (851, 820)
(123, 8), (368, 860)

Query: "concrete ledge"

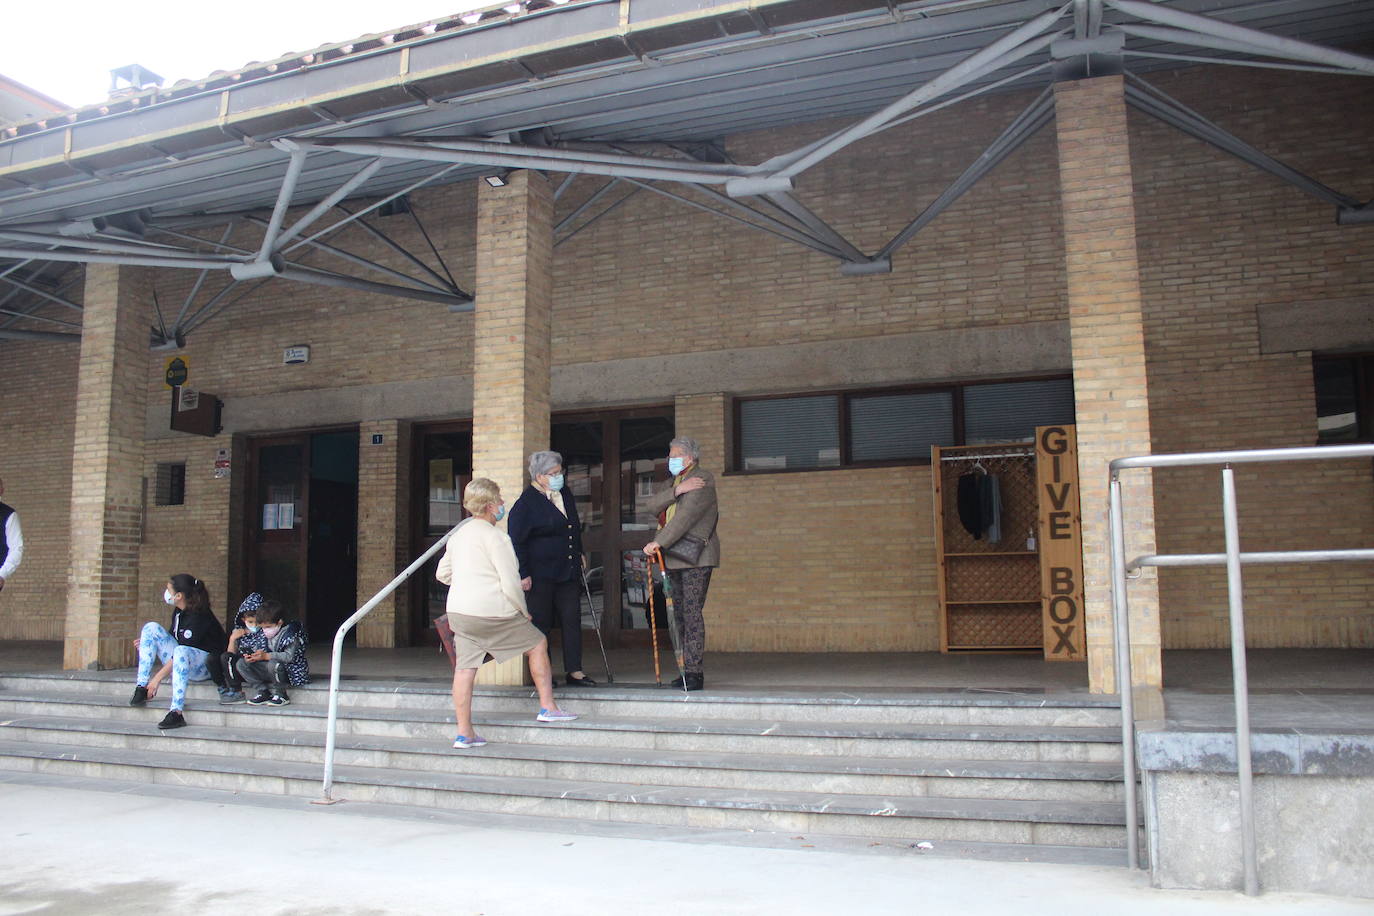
(1138, 724), (1374, 898)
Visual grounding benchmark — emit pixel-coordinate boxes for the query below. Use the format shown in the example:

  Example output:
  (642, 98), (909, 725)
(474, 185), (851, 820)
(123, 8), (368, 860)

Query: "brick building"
(0, 0), (1371, 695)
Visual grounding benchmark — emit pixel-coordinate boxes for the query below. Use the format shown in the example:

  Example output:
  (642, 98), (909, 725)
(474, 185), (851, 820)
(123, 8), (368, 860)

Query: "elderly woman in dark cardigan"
(507, 450), (596, 687)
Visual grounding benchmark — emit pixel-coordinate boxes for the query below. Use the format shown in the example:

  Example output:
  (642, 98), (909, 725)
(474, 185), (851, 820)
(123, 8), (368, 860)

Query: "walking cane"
(651, 548), (690, 694)
(578, 565), (614, 684)
(645, 557), (662, 685)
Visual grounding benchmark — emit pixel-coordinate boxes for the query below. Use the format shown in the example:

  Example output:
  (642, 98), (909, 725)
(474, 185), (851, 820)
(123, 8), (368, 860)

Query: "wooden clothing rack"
(931, 442), (1041, 652)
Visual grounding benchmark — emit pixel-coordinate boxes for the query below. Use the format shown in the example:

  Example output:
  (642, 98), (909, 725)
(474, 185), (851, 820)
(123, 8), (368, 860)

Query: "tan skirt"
(447, 612), (544, 669)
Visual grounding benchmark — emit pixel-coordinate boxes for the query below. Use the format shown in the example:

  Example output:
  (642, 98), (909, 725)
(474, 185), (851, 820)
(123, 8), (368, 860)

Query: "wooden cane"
(645, 553), (662, 685)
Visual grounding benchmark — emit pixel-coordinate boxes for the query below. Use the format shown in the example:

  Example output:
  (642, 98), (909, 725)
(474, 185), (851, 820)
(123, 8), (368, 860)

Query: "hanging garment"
(984, 474), (1003, 545)
(957, 472), (986, 539)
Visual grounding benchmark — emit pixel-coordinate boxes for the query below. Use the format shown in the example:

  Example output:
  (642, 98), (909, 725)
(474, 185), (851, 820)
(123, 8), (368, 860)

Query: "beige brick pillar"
(357, 419), (411, 648)
(64, 265), (151, 670)
(1054, 76), (1162, 701)
(471, 170), (553, 685)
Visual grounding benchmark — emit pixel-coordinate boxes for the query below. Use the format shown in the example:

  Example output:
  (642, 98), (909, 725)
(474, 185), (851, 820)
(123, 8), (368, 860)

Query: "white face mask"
(262, 625), (281, 638)
(163, 589), (175, 606)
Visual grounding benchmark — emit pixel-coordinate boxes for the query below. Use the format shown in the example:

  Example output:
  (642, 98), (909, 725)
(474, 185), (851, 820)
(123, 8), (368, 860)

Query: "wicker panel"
(946, 603), (1042, 648)
(945, 554), (1038, 602)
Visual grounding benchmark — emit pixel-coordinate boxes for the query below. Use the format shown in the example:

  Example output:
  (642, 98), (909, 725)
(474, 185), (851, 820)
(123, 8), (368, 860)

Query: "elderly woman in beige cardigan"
(436, 478), (575, 749)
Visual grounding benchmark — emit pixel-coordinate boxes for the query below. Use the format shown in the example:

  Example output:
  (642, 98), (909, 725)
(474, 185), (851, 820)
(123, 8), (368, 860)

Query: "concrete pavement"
(0, 775), (1365, 916)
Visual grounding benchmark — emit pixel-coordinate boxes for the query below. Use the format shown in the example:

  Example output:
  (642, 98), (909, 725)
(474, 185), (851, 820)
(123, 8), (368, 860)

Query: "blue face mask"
(493, 504), (506, 523)
(163, 589), (175, 606)
(668, 456), (687, 476)
(547, 474), (565, 492)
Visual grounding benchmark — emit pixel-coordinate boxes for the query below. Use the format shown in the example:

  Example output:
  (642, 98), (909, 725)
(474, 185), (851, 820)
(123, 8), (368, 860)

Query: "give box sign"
(1036, 425), (1085, 662)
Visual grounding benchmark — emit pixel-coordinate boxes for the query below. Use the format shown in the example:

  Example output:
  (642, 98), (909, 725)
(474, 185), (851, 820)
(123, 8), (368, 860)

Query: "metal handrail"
(1108, 442), (1374, 896)
(318, 519), (467, 802)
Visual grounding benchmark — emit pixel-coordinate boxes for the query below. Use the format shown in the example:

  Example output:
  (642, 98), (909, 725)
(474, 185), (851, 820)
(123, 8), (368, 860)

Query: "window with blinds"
(735, 376), (1074, 471)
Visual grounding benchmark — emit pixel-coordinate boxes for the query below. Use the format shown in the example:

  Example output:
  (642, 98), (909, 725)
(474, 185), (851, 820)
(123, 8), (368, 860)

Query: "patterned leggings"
(666, 567), (712, 675)
(136, 622), (210, 711)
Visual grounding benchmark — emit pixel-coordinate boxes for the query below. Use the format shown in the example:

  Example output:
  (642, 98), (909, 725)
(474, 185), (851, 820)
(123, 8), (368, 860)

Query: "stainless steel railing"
(318, 520), (466, 802)
(1108, 443), (1374, 895)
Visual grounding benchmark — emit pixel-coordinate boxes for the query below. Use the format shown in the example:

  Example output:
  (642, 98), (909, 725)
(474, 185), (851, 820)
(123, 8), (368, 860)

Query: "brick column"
(357, 419), (411, 648)
(64, 265), (151, 670)
(1054, 76), (1162, 699)
(471, 170), (553, 685)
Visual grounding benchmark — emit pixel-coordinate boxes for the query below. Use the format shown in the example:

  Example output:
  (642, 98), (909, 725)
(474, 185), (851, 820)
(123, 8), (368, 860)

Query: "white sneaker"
(536, 708), (577, 722)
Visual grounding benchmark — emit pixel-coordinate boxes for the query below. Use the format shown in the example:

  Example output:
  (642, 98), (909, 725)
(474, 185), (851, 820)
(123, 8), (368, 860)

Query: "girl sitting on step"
(128, 573), (229, 730)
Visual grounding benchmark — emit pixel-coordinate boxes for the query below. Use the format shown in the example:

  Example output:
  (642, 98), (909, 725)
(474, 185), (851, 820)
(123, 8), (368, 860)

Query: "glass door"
(409, 423), (473, 644)
(552, 407), (673, 648)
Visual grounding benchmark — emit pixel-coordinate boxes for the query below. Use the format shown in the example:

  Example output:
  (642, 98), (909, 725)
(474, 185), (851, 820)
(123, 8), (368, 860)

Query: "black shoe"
(129, 686), (148, 707)
(564, 673), (597, 687)
(157, 710), (186, 730)
(667, 673), (704, 691)
(247, 691), (272, 706)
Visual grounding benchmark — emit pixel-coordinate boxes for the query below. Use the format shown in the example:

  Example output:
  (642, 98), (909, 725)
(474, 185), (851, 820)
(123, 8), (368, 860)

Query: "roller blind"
(739, 396), (840, 469)
(963, 378), (1075, 444)
(849, 390), (954, 461)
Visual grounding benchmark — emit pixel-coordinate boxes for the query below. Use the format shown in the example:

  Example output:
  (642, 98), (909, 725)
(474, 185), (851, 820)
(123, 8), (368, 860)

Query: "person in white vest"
(0, 477), (22, 593)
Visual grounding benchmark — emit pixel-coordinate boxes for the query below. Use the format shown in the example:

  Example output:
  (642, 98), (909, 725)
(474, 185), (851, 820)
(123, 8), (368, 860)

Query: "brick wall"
(0, 60), (1370, 657)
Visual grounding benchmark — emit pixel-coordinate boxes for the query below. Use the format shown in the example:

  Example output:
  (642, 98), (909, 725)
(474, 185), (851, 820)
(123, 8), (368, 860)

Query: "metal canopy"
(0, 0), (1371, 342)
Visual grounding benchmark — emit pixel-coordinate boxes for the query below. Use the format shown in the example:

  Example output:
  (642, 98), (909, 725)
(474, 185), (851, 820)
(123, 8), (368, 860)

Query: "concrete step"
(0, 767), (1134, 869)
(0, 737), (1128, 848)
(0, 691), (1125, 763)
(0, 673), (1123, 728)
(0, 713), (1127, 803)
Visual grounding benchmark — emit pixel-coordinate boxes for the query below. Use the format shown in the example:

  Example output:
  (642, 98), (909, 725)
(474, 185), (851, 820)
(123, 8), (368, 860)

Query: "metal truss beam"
(1124, 75), (1365, 213)
(877, 88), (1055, 261)
(0, 328), (79, 342)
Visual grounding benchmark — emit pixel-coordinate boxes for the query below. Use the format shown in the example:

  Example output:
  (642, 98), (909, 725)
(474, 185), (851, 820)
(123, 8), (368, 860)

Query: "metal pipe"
(0, 248), (230, 271)
(1130, 549), (1374, 570)
(762, 192), (868, 262)
(1109, 474), (1140, 870)
(1221, 467), (1260, 896)
(283, 164), (463, 255)
(555, 178), (621, 232)
(272, 157), (384, 252)
(0, 229), (199, 258)
(333, 204), (467, 297)
(304, 136), (750, 176)
(243, 215), (454, 295)
(1123, 49), (1356, 77)
(0, 328), (80, 341)
(172, 224), (236, 331)
(321, 523), (464, 801)
(255, 148), (308, 263)
(278, 264), (472, 307)
(0, 274), (86, 314)
(1111, 443), (1374, 471)
(619, 179), (850, 260)
(774, 4), (1071, 180)
(1124, 81), (1359, 209)
(1107, 0), (1374, 75)
(301, 138), (740, 186)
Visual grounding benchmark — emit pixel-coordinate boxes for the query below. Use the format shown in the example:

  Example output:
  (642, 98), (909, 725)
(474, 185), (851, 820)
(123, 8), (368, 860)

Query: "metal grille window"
(738, 396), (840, 470)
(849, 390), (954, 462)
(154, 462), (186, 506)
(736, 376), (1074, 471)
(964, 378), (1076, 444)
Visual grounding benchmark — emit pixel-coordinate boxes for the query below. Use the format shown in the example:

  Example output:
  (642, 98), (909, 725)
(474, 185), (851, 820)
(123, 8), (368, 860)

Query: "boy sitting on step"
(234, 600), (310, 707)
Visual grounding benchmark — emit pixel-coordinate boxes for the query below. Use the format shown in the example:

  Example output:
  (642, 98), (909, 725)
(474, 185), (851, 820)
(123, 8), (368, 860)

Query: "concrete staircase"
(0, 671), (1131, 864)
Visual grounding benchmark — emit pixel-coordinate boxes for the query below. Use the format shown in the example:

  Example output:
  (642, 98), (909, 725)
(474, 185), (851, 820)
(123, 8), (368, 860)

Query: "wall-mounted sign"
(283, 345), (310, 365)
(1036, 424), (1086, 662)
(164, 355), (189, 389)
(214, 447), (231, 480)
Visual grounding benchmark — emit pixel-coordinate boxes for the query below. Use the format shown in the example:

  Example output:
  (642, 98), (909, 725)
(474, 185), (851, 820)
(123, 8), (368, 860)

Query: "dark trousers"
(666, 567), (712, 675)
(527, 577), (583, 674)
(220, 652), (245, 690)
(204, 650), (228, 688)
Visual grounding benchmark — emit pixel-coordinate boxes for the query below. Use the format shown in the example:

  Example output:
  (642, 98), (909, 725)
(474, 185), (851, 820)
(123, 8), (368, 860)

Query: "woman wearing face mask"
(643, 436), (720, 692)
(128, 573), (229, 729)
(506, 450), (595, 687)
(436, 478), (576, 749)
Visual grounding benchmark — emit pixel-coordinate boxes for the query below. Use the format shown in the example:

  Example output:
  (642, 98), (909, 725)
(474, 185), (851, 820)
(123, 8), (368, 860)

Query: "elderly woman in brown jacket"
(643, 436), (720, 691)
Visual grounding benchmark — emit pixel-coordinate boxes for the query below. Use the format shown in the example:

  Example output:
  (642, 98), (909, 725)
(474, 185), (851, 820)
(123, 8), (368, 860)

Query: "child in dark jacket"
(235, 600), (310, 706)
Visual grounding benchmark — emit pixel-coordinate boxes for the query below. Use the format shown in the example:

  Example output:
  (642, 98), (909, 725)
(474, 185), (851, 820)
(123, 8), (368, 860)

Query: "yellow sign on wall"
(1036, 424), (1086, 662)
(164, 355), (189, 389)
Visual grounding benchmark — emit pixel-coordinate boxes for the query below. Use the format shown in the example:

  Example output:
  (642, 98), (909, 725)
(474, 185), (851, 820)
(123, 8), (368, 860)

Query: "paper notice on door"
(277, 502), (295, 528)
(262, 503), (279, 531)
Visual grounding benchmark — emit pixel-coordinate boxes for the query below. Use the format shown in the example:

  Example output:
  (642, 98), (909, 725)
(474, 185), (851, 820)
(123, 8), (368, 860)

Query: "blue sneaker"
(453, 734), (487, 749)
(536, 708), (577, 723)
(219, 689), (246, 705)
